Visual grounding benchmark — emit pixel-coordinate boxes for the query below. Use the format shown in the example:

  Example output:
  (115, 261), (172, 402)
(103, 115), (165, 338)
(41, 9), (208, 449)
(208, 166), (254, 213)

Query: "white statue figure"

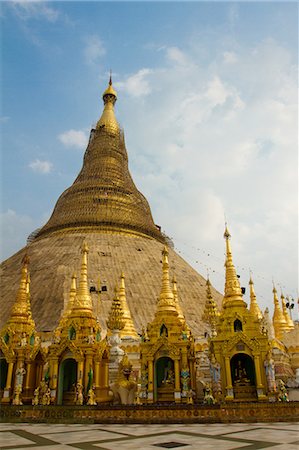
(20, 332), (27, 347)
(264, 351), (276, 392)
(15, 366), (26, 388)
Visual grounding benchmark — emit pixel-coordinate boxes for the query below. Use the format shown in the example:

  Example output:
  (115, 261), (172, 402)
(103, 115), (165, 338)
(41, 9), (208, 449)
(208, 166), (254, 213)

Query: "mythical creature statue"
(277, 379), (289, 402)
(203, 382), (216, 405)
(87, 385), (97, 405)
(110, 354), (137, 405)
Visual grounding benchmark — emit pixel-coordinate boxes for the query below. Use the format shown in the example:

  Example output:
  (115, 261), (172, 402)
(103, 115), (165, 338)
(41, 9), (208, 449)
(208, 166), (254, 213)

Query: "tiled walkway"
(0, 422), (298, 450)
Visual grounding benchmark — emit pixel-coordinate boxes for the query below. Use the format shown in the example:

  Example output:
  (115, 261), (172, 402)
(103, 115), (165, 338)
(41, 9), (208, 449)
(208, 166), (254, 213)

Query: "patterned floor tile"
(0, 431), (35, 446)
(225, 428), (299, 443)
(41, 430), (124, 444)
(94, 432), (250, 450)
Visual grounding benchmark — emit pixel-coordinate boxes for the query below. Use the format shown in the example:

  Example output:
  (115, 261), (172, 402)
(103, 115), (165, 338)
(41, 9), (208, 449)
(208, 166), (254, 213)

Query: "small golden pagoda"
(46, 242), (110, 405)
(281, 293), (294, 332)
(140, 247), (195, 403)
(202, 277), (220, 337)
(210, 226), (269, 401)
(0, 256), (44, 404)
(272, 286), (288, 341)
(249, 275), (263, 321)
(118, 273), (138, 339)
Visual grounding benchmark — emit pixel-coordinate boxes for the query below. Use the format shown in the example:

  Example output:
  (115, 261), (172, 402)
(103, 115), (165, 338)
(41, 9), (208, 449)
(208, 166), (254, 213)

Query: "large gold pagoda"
(0, 78), (221, 340)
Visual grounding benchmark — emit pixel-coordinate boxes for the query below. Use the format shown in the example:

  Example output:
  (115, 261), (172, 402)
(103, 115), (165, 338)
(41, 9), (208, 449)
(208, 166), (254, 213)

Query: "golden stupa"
(0, 77), (221, 337)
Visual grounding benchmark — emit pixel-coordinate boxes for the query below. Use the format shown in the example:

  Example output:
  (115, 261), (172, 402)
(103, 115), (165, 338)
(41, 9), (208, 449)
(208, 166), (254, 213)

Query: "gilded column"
(84, 350), (93, 390)
(147, 359), (154, 403)
(225, 356), (234, 400)
(94, 360), (100, 387)
(174, 359), (181, 403)
(24, 362), (32, 390)
(52, 359), (59, 390)
(77, 360), (84, 383)
(254, 355), (266, 399)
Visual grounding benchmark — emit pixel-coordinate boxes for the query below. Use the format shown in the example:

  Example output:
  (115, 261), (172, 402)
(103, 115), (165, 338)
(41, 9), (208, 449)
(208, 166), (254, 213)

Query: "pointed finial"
(82, 241), (89, 254)
(109, 69), (112, 85)
(224, 223), (231, 239)
(223, 224), (244, 304)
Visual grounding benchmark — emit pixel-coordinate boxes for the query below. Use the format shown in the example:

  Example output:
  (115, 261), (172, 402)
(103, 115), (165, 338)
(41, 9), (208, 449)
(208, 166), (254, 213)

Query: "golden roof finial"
(118, 272), (138, 339)
(249, 274), (263, 320)
(272, 283), (288, 340)
(96, 73), (119, 134)
(223, 225), (244, 306)
(107, 285), (125, 331)
(202, 277), (219, 336)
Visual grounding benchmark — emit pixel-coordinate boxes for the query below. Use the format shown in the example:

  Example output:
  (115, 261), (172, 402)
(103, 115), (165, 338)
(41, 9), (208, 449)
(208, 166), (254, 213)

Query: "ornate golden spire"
(223, 225), (246, 307)
(157, 246), (178, 314)
(118, 272), (138, 339)
(107, 286), (125, 331)
(35, 78), (164, 243)
(249, 275), (263, 320)
(72, 242), (93, 314)
(172, 275), (185, 322)
(8, 255), (35, 331)
(202, 277), (219, 336)
(96, 74), (119, 135)
(66, 273), (77, 316)
(281, 293), (294, 331)
(272, 285), (287, 340)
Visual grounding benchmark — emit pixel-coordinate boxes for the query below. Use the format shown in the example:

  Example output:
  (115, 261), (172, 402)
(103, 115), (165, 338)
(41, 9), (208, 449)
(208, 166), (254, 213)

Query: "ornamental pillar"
(147, 359), (154, 403)
(254, 355), (266, 399)
(77, 360), (84, 384)
(84, 350), (93, 390)
(94, 360), (100, 388)
(174, 358), (181, 403)
(225, 356), (234, 400)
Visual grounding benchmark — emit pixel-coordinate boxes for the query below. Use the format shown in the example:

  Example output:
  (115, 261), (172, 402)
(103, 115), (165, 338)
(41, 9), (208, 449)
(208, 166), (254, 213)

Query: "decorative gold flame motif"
(107, 286), (125, 331)
(35, 78), (164, 243)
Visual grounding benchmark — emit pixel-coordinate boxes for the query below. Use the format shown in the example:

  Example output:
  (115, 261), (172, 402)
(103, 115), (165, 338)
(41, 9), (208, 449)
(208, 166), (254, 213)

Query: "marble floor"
(0, 422), (298, 450)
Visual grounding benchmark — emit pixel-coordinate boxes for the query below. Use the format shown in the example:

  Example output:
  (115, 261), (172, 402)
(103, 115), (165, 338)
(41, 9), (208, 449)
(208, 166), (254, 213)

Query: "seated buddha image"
(235, 360), (251, 385)
(162, 360), (174, 386)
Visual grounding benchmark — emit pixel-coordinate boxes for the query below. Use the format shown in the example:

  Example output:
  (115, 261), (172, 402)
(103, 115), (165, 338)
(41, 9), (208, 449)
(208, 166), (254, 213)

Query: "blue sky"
(1, 1), (298, 316)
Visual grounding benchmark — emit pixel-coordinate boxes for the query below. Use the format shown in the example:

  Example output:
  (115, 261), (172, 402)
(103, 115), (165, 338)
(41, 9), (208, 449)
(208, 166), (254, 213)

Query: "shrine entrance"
(230, 353), (257, 401)
(0, 355), (8, 398)
(57, 358), (77, 405)
(155, 357), (174, 402)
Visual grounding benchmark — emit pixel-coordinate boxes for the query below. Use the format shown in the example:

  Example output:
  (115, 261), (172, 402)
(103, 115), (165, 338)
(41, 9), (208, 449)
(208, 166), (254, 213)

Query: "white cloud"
(223, 51), (237, 64)
(166, 47), (187, 65)
(29, 159), (53, 174)
(58, 129), (88, 149)
(115, 69), (153, 97)
(119, 38), (297, 311)
(9, 1), (60, 22)
(83, 35), (106, 65)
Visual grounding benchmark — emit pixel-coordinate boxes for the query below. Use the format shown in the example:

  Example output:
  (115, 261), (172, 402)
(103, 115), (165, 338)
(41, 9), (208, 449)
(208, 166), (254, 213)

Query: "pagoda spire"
(172, 275), (185, 322)
(157, 246), (178, 314)
(72, 242), (93, 314)
(249, 275), (263, 320)
(118, 272), (138, 339)
(223, 225), (246, 307)
(107, 286), (125, 331)
(281, 292), (294, 331)
(202, 277), (219, 337)
(96, 74), (119, 135)
(9, 255), (35, 328)
(272, 284), (287, 340)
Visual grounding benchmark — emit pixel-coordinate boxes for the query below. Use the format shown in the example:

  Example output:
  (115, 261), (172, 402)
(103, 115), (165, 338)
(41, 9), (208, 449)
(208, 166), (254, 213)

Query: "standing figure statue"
(32, 387), (40, 405)
(15, 366), (26, 389)
(264, 351), (276, 392)
(87, 385), (97, 405)
(75, 381), (84, 405)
